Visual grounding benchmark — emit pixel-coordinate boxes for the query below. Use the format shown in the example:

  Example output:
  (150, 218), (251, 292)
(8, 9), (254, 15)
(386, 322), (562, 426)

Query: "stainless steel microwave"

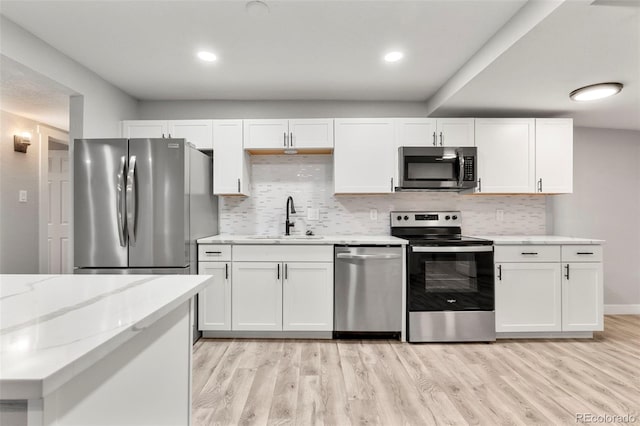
(397, 146), (477, 191)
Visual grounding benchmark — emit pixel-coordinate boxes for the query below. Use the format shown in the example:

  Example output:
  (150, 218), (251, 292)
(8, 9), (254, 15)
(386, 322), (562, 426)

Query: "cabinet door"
(213, 120), (250, 195)
(396, 118), (437, 147)
(495, 262), (562, 332)
(535, 118), (573, 194)
(168, 120), (213, 150)
(243, 119), (289, 149)
(475, 118), (535, 193)
(562, 262), (603, 331)
(121, 120), (167, 138)
(289, 119), (334, 149)
(198, 262), (231, 331)
(283, 262), (333, 331)
(437, 118), (475, 147)
(334, 119), (396, 193)
(232, 262), (282, 331)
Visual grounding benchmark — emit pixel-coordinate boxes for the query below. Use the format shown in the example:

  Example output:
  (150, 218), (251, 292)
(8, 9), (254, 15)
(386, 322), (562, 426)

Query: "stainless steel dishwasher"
(334, 245), (403, 337)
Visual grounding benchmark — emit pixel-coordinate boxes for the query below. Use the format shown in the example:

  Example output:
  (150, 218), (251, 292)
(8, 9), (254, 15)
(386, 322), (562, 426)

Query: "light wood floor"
(192, 315), (640, 425)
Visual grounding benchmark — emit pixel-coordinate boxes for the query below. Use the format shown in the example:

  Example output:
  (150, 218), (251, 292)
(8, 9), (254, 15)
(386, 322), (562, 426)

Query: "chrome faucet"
(285, 196), (296, 236)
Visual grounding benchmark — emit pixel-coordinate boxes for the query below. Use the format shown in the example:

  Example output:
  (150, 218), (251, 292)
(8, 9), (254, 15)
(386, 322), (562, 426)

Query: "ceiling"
(0, 0), (638, 131)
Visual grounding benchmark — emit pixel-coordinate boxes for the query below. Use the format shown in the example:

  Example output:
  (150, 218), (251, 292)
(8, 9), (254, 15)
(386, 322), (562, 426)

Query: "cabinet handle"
(284, 132), (287, 147)
(521, 252), (538, 255)
(168, 133), (172, 138)
(205, 251), (222, 255)
(565, 264), (570, 280)
(477, 178), (482, 192)
(225, 263), (229, 279)
(433, 132), (437, 146)
(277, 264), (280, 279)
(577, 252), (594, 255)
(390, 177), (394, 192)
(237, 178), (241, 193)
(439, 132), (443, 146)
(538, 178), (543, 192)
(285, 263), (288, 280)
(290, 132), (294, 147)
(498, 264), (502, 281)
(162, 133), (165, 138)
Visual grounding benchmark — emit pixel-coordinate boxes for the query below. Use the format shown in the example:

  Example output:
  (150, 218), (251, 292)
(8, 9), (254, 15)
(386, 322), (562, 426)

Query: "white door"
(198, 262), (231, 331)
(121, 120), (167, 138)
(289, 119), (334, 149)
(243, 119), (289, 149)
(48, 149), (70, 273)
(495, 262), (562, 332)
(436, 118), (475, 147)
(168, 120), (213, 150)
(562, 262), (603, 331)
(334, 118), (396, 193)
(475, 118), (535, 193)
(395, 118), (437, 147)
(213, 120), (250, 195)
(232, 262), (283, 331)
(282, 262), (333, 331)
(535, 118), (573, 194)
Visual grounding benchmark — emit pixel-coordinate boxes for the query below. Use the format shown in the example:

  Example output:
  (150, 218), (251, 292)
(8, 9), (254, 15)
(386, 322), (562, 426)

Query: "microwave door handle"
(457, 150), (464, 187)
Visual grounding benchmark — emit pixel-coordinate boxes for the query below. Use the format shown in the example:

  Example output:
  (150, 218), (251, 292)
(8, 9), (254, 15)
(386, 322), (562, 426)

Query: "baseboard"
(604, 304), (640, 315)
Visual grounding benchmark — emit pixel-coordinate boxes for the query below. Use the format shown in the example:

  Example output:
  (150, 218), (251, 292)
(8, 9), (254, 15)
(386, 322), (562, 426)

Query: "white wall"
(551, 127), (640, 309)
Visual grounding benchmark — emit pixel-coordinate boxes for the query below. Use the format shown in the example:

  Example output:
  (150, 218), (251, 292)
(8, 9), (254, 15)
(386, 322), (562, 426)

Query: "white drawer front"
(198, 244), (232, 261)
(561, 245), (603, 262)
(495, 245), (560, 263)
(233, 245), (333, 262)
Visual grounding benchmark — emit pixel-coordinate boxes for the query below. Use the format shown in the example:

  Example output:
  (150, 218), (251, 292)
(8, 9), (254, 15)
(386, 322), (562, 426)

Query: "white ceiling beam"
(424, 0), (567, 115)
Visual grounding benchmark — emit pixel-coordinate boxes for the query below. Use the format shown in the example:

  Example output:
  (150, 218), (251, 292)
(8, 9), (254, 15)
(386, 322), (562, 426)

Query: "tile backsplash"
(219, 155), (546, 236)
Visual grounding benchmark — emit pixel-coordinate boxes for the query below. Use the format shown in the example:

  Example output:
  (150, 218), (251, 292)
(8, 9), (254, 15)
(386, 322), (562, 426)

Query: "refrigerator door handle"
(126, 155), (137, 246)
(116, 155), (127, 247)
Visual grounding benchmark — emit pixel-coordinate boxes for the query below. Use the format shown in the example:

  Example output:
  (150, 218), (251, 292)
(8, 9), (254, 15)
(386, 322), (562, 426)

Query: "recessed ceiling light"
(246, 1), (270, 16)
(197, 51), (217, 62)
(384, 51), (404, 63)
(570, 82), (623, 101)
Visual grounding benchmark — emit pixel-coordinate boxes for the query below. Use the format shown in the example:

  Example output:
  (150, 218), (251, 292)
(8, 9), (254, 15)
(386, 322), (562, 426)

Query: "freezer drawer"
(334, 246), (402, 333)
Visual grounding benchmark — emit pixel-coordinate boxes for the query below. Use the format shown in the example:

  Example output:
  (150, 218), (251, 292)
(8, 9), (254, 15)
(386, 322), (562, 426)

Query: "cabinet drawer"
(495, 245), (560, 262)
(198, 244), (232, 261)
(561, 245), (603, 262)
(233, 245), (333, 262)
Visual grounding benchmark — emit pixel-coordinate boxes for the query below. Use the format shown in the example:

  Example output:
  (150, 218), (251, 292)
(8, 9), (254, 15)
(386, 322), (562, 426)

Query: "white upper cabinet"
(168, 120), (213, 150)
(535, 118), (573, 194)
(121, 119), (213, 150)
(121, 120), (167, 139)
(475, 118), (536, 193)
(396, 118), (474, 147)
(243, 118), (334, 150)
(213, 120), (250, 196)
(334, 118), (396, 194)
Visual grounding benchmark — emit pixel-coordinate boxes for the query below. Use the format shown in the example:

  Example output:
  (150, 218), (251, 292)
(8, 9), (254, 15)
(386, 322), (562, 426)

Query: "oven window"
(423, 259), (477, 292)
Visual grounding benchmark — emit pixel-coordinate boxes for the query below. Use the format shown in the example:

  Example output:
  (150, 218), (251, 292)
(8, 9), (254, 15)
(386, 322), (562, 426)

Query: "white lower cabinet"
(232, 262), (283, 331)
(495, 263), (562, 332)
(495, 244), (603, 335)
(198, 262), (231, 331)
(283, 262), (333, 331)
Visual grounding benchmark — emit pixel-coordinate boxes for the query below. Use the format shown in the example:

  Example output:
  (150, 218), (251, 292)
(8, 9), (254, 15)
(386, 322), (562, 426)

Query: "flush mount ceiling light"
(384, 51), (404, 63)
(246, 1), (270, 16)
(197, 51), (217, 62)
(569, 82), (623, 101)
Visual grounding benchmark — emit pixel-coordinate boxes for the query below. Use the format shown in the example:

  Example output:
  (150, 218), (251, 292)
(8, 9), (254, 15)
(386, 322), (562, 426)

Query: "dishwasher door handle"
(336, 253), (402, 260)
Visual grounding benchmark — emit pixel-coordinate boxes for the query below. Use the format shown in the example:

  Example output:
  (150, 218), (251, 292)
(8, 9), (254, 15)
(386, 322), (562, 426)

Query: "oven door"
(408, 245), (494, 311)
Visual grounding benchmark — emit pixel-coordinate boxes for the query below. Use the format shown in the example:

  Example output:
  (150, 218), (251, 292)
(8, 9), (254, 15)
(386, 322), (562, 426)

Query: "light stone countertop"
(0, 274), (213, 399)
(473, 235), (605, 245)
(197, 234), (408, 245)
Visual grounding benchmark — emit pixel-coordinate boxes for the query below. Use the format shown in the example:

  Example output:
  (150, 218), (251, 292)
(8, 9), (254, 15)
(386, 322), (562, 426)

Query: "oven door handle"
(411, 246), (493, 253)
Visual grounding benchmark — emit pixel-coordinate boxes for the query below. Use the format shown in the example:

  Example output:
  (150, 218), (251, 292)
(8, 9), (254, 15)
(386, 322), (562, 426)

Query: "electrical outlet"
(496, 209), (504, 222)
(19, 190), (27, 203)
(369, 208), (378, 221)
(307, 208), (319, 221)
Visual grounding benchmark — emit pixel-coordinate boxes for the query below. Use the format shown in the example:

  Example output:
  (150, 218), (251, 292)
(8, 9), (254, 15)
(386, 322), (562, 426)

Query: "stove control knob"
(396, 215), (402, 221)
(445, 215), (451, 220)
(404, 215), (409, 221)
(452, 215), (458, 220)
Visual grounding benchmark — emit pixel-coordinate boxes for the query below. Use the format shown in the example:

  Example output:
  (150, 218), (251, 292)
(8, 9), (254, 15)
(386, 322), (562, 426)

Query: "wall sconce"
(14, 132), (31, 153)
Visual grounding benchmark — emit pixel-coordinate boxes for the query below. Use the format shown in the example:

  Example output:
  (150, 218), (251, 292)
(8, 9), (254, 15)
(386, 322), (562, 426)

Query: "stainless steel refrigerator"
(74, 138), (218, 275)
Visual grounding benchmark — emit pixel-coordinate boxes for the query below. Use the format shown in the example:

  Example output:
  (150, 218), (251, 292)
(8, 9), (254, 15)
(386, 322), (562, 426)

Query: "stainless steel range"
(391, 211), (495, 342)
